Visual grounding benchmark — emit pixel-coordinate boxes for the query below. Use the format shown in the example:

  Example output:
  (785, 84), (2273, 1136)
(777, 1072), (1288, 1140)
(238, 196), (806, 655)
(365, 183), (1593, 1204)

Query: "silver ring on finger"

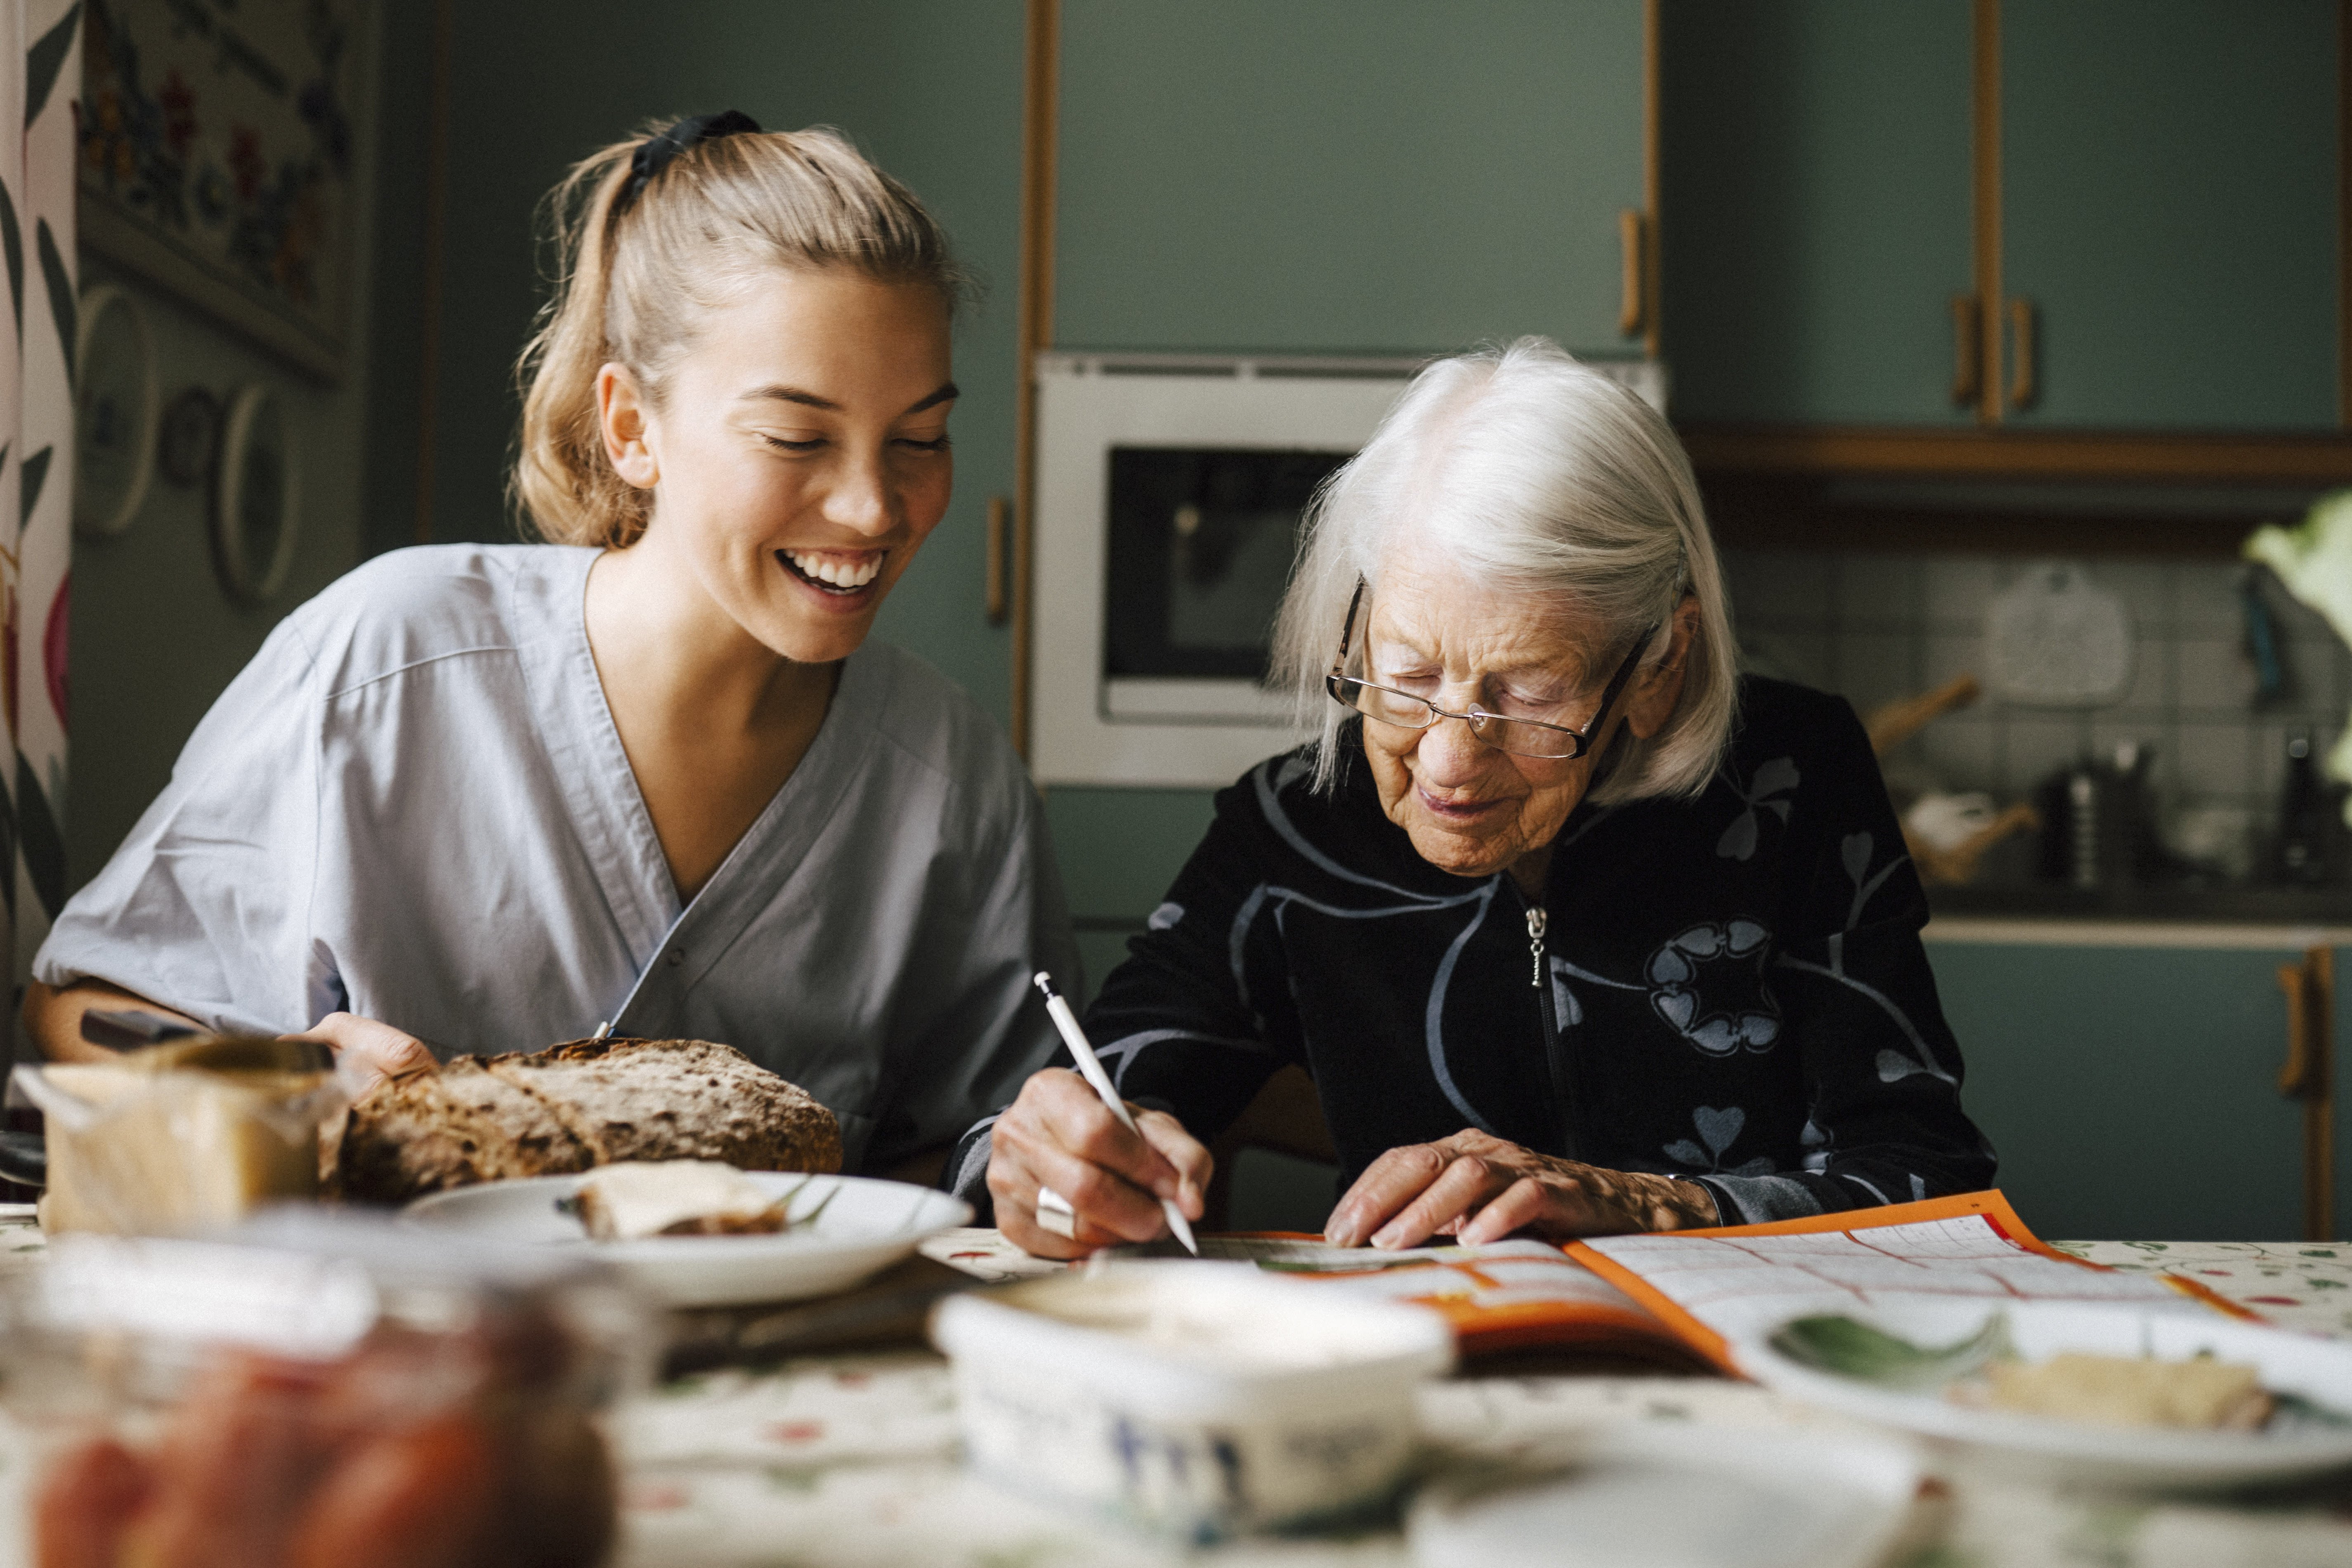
(1035, 1183), (1078, 1240)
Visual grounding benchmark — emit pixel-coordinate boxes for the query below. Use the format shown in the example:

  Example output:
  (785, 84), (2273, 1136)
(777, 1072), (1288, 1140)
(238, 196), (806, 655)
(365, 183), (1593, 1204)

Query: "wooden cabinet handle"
(2007, 296), (2038, 409)
(2278, 947), (2332, 1100)
(2277, 946), (2336, 1242)
(1949, 294), (1981, 407)
(1618, 209), (1646, 337)
(985, 495), (1011, 624)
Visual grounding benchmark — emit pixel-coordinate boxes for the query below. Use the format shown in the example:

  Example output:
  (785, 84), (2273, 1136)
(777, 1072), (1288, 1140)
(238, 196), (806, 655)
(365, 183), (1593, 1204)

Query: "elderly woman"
(962, 338), (1994, 1257)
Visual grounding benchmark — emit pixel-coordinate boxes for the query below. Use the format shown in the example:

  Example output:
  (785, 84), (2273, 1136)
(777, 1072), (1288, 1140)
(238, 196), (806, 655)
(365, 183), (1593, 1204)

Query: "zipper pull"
(1525, 906), (1547, 988)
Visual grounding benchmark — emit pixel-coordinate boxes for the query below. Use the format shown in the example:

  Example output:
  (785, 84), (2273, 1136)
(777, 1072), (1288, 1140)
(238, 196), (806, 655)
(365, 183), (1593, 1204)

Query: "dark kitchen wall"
(366, 0), (1027, 730)
(66, 2), (439, 892)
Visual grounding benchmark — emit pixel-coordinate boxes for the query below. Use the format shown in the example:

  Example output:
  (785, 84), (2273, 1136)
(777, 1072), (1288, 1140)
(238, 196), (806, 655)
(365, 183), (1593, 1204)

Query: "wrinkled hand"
(288, 1012), (437, 1101)
(1323, 1129), (1720, 1249)
(989, 1068), (1211, 1259)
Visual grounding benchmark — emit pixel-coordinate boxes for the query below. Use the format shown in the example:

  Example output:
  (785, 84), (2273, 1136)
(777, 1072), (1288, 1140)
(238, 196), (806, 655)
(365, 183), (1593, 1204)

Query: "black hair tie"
(612, 109), (763, 219)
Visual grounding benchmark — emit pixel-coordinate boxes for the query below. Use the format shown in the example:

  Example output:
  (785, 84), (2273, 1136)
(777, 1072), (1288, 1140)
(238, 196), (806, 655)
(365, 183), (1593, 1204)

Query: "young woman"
(28, 113), (1074, 1179)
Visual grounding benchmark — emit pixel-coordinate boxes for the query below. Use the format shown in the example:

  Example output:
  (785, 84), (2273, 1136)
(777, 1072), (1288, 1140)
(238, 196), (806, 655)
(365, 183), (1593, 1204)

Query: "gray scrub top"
(35, 544), (1077, 1171)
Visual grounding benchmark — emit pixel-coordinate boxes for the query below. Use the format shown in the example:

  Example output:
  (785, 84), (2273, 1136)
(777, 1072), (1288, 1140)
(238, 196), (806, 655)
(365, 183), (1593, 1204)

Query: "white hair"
(1269, 337), (1738, 804)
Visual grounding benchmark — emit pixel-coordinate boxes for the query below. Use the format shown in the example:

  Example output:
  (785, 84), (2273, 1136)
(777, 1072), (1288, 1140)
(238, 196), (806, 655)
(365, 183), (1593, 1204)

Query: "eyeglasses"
(1323, 576), (1658, 761)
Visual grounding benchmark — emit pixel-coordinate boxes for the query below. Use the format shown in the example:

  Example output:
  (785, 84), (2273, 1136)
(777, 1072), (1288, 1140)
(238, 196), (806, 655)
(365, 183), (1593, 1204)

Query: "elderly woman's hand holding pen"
(988, 1070), (1211, 1258)
(990, 975), (1211, 1259)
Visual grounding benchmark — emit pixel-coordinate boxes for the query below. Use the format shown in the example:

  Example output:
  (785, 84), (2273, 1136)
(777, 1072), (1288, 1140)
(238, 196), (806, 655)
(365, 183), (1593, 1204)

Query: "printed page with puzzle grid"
(1570, 1193), (2219, 1370)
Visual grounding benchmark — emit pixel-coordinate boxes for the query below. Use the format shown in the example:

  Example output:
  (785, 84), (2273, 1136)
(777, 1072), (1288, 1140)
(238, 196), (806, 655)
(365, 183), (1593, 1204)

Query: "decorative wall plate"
(212, 383), (302, 603)
(73, 282), (160, 538)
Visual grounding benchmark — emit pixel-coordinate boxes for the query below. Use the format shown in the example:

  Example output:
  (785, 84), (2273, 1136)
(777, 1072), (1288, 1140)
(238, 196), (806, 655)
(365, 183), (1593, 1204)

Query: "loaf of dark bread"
(339, 1037), (842, 1205)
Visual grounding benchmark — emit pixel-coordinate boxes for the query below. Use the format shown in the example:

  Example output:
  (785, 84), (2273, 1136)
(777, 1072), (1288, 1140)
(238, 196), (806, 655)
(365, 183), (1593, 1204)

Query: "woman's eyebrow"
(741, 385), (839, 410)
(735, 381), (959, 414)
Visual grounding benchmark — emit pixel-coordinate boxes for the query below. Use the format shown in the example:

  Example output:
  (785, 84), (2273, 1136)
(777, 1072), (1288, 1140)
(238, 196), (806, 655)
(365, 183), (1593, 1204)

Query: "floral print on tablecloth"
(2050, 1239), (2352, 1341)
(3, 1211), (2349, 1566)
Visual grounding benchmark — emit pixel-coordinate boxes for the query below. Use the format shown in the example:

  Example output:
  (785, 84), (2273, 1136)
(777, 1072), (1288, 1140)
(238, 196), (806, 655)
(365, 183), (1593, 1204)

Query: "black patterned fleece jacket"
(949, 676), (1996, 1226)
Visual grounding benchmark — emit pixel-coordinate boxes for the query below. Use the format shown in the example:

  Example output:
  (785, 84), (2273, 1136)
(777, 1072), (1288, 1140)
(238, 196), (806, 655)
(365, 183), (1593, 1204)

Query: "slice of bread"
(341, 1038), (841, 1204)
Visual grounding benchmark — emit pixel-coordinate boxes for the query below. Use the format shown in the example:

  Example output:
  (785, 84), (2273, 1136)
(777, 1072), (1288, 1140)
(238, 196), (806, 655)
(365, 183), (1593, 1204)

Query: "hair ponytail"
(510, 122), (964, 550)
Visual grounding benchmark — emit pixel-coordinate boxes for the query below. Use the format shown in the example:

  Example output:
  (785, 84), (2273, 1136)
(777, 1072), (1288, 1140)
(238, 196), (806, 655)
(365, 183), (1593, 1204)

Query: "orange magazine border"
(1223, 1232), (1685, 1355)
(1562, 1190), (2256, 1376)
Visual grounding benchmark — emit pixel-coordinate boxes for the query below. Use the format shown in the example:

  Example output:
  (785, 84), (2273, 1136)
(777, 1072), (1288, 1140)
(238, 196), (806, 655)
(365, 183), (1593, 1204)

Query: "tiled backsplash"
(1721, 550), (2349, 880)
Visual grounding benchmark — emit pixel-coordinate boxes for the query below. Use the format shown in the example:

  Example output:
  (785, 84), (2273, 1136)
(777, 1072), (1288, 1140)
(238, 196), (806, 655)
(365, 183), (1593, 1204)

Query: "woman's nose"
(1413, 712), (1493, 784)
(822, 448), (896, 537)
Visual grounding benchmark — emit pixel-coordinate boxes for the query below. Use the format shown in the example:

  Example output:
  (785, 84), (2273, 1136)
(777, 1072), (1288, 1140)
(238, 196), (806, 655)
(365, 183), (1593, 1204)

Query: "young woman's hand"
(287, 1013), (437, 1101)
(1323, 1129), (1719, 1249)
(988, 1068), (1211, 1259)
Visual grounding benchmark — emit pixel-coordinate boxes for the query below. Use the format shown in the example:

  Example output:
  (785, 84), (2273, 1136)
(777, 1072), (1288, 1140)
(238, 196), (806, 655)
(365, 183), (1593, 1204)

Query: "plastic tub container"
(930, 1260), (1453, 1541)
(12, 1040), (347, 1234)
(0, 1208), (653, 1567)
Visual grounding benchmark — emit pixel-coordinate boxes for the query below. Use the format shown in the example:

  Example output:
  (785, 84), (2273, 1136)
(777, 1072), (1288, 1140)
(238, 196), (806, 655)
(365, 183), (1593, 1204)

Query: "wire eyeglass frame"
(1322, 576), (1658, 761)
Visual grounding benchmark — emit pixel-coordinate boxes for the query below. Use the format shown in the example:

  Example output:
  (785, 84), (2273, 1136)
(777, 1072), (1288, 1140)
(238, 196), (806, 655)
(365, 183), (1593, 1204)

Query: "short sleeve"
(870, 757), (1079, 1172)
(34, 616), (332, 1036)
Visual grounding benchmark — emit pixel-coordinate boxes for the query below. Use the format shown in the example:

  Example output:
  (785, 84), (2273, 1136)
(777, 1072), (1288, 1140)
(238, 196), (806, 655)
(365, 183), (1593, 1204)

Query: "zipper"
(1518, 894), (1581, 1159)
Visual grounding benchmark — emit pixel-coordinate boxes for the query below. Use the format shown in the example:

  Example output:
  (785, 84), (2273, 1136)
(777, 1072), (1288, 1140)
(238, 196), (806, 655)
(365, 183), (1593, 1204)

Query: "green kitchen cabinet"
(1661, 0), (1976, 425)
(1925, 938), (2343, 1242)
(2000, 0), (2339, 431)
(1662, 1), (2341, 433)
(1054, 0), (1647, 358)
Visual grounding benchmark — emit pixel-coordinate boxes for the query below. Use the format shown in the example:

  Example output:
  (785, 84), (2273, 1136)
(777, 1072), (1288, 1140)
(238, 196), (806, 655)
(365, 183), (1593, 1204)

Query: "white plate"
(1409, 1424), (1921, 1568)
(1733, 1299), (2352, 1488)
(400, 1173), (971, 1307)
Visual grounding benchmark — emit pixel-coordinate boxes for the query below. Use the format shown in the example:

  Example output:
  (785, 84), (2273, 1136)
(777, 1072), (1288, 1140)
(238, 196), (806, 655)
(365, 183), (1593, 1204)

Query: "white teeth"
(784, 550), (883, 589)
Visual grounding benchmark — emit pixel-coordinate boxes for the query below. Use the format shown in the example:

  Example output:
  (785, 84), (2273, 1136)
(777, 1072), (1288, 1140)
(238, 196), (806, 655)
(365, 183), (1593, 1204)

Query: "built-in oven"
(1030, 351), (1665, 787)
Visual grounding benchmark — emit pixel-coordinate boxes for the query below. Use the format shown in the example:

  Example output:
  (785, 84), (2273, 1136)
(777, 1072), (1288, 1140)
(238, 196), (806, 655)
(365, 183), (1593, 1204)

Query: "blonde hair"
(512, 122), (964, 549)
(1270, 338), (1738, 805)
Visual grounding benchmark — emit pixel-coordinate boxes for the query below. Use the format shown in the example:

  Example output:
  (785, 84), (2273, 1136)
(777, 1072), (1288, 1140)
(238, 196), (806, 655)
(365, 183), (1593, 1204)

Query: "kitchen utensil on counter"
(1902, 793), (2041, 886)
(1865, 673), (1981, 756)
(1985, 564), (2134, 709)
(930, 1260), (1452, 1540)
(2274, 728), (2343, 885)
(2036, 742), (2171, 890)
(2162, 803), (2258, 884)
(401, 1171), (971, 1307)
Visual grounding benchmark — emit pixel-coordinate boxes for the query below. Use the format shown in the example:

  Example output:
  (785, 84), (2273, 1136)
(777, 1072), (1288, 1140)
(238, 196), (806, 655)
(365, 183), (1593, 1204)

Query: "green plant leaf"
(1769, 1313), (2011, 1391)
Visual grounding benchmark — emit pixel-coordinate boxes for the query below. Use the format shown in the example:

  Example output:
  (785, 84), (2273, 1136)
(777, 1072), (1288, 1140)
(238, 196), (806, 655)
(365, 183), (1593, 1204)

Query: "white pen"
(1031, 971), (1200, 1256)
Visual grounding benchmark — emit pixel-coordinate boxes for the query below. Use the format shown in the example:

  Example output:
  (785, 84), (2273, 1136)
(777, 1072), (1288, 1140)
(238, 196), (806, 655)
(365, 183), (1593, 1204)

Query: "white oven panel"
(1031, 354), (1412, 787)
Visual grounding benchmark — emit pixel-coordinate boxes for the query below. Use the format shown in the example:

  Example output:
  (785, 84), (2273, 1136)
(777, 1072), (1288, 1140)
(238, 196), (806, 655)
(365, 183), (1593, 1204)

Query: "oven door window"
(1103, 447), (1350, 681)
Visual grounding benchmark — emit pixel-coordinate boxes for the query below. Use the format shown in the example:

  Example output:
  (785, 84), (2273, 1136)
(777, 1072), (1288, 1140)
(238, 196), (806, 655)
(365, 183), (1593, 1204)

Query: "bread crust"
(340, 1038), (842, 1205)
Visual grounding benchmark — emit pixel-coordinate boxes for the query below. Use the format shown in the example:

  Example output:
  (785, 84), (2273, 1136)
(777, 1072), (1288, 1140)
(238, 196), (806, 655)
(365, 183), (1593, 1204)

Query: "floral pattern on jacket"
(952, 677), (1995, 1224)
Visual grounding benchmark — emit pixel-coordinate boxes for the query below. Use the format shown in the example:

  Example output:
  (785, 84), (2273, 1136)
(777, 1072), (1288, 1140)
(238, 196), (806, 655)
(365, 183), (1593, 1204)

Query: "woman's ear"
(597, 363), (659, 489)
(1623, 595), (1703, 741)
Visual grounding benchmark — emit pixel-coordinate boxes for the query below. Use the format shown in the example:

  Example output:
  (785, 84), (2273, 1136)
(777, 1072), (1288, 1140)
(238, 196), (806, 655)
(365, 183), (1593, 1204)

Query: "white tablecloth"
(5, 1216), (2351, 1567)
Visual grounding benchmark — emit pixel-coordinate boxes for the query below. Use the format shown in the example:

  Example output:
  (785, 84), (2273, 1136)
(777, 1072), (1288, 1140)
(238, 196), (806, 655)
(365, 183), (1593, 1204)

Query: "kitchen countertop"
(1926, 882), (2352, 946)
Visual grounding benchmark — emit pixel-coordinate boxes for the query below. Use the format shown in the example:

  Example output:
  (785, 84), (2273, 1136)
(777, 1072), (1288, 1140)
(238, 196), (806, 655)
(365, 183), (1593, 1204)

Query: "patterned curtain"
(4, 0), (77, 1062)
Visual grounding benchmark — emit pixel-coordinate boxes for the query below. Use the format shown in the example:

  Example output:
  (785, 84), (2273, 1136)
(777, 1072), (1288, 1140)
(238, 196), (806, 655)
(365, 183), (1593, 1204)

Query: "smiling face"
(1357, 545), (1642, 880)
(602, 268), (955, 664)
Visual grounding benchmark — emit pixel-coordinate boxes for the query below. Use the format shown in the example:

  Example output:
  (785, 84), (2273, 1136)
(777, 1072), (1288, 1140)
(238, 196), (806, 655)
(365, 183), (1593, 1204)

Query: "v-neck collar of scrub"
(605, 647), (890, 1035)
(512, 547), (886, 987)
